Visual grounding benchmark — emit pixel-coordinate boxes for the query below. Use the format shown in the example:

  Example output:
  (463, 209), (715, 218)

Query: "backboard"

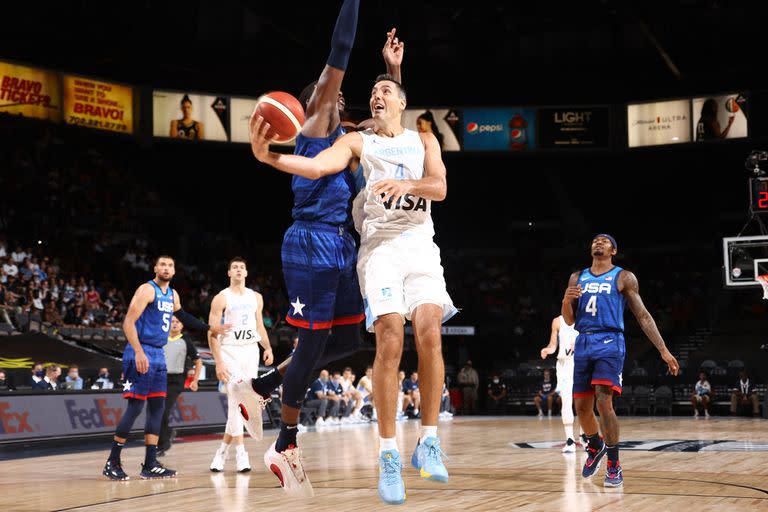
(723, 235), (768, 287)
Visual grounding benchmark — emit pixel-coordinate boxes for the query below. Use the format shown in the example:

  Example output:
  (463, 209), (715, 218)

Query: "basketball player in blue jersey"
(244, 3), (404, 496)
(562, 235), (679, 487)
(102, 255), (231, 480)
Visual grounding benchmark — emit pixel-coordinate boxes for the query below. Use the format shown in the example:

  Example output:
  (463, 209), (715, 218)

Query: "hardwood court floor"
(1, 416), (767, 511)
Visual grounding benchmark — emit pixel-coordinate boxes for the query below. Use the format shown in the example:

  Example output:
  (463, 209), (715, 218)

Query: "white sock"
(235, 444), (246, 455)
(219, 442), (230, 454)
(564, 424), (574, 441)
(420, 425), (437, 444)
(380, 437), (398, 454)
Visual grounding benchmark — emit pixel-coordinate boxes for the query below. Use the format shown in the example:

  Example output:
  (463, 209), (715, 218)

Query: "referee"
(158, 315), (202, 455)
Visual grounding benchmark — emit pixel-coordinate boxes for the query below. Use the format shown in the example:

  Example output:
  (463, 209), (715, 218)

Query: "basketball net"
(758, 275), (768, 300)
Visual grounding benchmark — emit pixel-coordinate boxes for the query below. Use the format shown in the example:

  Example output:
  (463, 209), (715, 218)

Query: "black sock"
(586, 433), (603, 450)
(252, 369), (283, 399)
(109, 440), (124, 462)
(606, 445), (619, 463)
(275, 423), (299, 453)
(144, 445), (158, 466)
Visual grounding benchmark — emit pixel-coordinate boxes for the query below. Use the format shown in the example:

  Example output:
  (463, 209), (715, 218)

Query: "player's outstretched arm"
(303, 0), (359, 137)
(250, 114), (360, 179)
(122, 283), (155, 374)
(372, 132), (446, 206)
(382, 28), (404, 83)
(541, 317), (560, 359)
(173, 292), (232, 337)
(207, 293), (230, 384)
(561, 272), (581, 326)
(620, 270), (680, 376)
(254, 293), (273, 365)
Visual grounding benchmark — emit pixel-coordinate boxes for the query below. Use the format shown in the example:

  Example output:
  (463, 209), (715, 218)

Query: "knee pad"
(116, 398), (145, 439)
(282, 328), (330, 408)
(315, 323), (361, 369)
(145, 396), (165, 436)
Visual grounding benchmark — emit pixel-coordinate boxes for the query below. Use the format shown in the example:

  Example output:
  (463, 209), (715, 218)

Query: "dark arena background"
(2, 2), (768, 511)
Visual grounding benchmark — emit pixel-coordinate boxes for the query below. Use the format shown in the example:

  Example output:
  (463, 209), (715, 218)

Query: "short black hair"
(374, 74), (406, 100)
(229, 256), (247, 269)
(155, 255), (175, 266)
(298, 81), (318, 109)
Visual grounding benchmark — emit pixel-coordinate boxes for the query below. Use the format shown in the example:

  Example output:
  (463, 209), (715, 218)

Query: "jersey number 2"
(585, 296), (597, 317)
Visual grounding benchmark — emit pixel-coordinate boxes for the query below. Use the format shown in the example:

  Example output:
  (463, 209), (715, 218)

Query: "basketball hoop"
(758, 275), (768, 300)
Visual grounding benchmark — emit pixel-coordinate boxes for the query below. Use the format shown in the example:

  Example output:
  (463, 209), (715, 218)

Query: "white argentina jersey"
(220, 288), (261, 347)
(353, 128), (434, 244)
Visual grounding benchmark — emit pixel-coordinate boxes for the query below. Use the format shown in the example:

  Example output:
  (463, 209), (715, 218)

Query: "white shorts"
(555, 358), (574, 394)
(357, 234), (457, 332)
(220, 343), (261, 382)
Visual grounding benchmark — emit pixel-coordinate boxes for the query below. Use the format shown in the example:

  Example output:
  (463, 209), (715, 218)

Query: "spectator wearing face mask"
(66, 365), (84, 390)
(92, 367), (115, 390)
(28, 362), (44, 387)
(487, 374), (507, 414)
(33, 365), (61, 391)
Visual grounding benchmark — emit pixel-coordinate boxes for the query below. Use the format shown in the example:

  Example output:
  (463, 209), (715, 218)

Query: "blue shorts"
(282, 221), (364, 330)
(573, 331), (625, 397)
(122, 344), (167, 400)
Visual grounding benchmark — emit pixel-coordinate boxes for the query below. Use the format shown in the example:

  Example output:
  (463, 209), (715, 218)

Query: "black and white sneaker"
(103, 459), (129, 481)
(140, 461), (178, 479)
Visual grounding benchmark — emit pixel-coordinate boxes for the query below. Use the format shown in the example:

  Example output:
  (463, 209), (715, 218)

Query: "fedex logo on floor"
(65, 399), (123, 430)
(0, 401), (34, 434)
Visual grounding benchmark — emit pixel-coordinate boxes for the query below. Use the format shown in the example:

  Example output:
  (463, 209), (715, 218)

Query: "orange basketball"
(253, 91), (305, 143)
(725, 97), (740, 113)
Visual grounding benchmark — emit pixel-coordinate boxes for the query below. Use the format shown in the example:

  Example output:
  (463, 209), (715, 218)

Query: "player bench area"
(493, 376), (768, 418)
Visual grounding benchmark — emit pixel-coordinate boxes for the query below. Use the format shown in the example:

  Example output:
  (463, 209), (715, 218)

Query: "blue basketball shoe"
(604, 459), (623, 487)
(378, 450), (406, 505)
(582, 440), (606, 478)
(411, 437), (449, 483)
(102, 459), (129, 481)
(140, 460), (177, 479)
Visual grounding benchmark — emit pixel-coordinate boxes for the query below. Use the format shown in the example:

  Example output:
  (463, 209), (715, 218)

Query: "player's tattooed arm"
(620, 270), (680, 376)
(561, 272), (581, 326)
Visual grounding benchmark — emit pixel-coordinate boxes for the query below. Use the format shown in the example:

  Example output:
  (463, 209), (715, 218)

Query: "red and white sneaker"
(228, 379), (267, 440)
(263, 441), (314, 497)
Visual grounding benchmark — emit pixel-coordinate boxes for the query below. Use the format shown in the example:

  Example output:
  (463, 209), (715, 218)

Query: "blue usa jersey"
(291, 124), (357, 226)
(135, 280), (175, 347)
(575, 266), (625, 333)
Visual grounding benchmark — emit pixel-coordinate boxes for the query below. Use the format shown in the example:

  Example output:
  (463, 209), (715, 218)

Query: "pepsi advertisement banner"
(538, 107), (610, 149)
(463, 108), (536, 151)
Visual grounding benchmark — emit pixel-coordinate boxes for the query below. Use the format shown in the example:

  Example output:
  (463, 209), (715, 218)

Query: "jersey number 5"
(585, 296), (598, 317)
(161, 313), (171, 332)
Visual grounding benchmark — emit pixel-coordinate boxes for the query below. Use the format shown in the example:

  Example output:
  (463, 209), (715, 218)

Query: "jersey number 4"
(585, 296), (598, 317)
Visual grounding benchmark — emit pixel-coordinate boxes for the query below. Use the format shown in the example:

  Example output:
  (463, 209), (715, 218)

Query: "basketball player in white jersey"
(249, 73), (456, 505)
(540, 315), (580, 453)
(207, 257), (273, 472)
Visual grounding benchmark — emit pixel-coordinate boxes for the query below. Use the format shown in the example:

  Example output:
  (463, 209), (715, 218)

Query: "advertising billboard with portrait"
(153, 90), (229, 141)
(692, 93), (748, 142)
(401, 108), (462, 151)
